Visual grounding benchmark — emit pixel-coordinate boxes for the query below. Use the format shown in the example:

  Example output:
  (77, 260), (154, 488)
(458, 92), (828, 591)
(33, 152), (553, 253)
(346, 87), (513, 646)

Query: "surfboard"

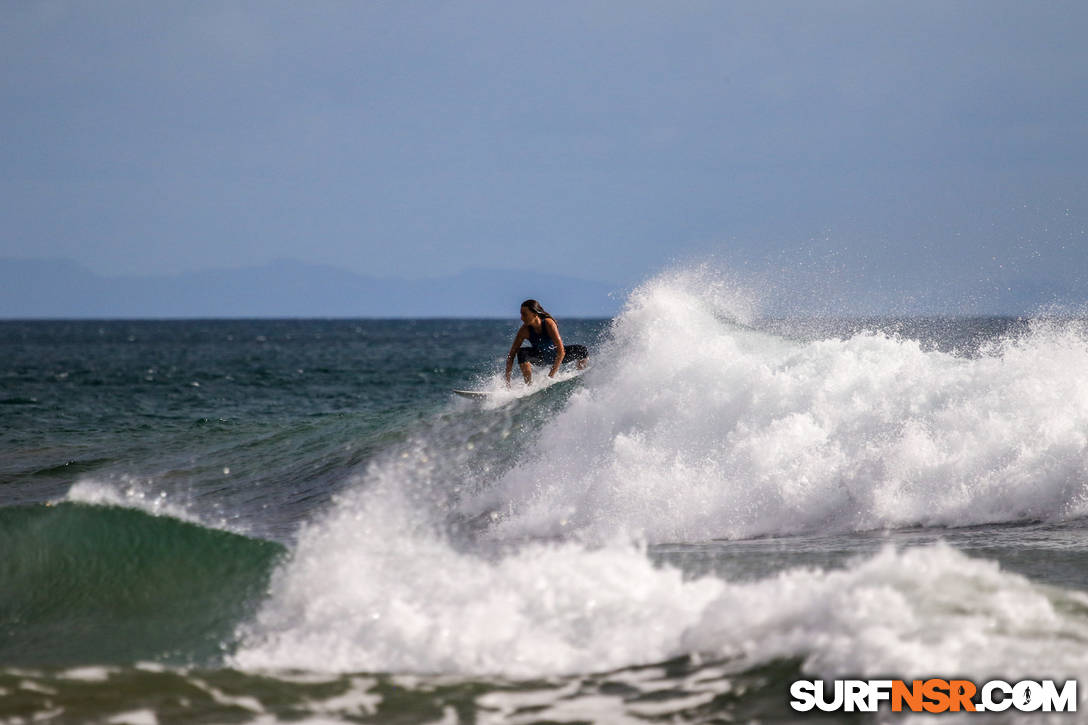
(453, 368), (585, 399)
(452, 388), (492, 399)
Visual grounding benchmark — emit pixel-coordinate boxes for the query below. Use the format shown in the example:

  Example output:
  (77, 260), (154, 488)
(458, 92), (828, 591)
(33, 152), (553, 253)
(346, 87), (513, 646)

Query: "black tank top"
(527, 317), (556, 351)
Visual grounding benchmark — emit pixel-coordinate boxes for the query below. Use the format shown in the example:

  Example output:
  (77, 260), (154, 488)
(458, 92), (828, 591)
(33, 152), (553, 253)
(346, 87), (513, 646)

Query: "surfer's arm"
(505, 326), (528, 383)
(545, 318), (565, 378)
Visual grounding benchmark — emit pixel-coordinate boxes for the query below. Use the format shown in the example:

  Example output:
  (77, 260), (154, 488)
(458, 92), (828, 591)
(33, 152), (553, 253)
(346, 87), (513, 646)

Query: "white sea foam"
(457, 365), (587, 410)
(235, 490), (1088, 685)
(106, 711), (159, 725)
(468, 269), (1088, 542)
(234, 481), (722, 677)
(58, 666), (115, 682)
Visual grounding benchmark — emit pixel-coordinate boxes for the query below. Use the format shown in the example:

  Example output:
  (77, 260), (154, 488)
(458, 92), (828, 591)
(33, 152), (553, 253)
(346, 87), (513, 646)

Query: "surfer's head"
(520, 299), (550, 324)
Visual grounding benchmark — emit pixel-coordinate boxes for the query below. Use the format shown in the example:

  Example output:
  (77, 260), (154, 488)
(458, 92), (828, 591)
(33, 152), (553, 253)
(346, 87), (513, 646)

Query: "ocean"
(3, 270), (1088, 724)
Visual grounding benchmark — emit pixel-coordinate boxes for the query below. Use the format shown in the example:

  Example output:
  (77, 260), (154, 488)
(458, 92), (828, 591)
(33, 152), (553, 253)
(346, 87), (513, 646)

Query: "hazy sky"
(3, 1), (1087, 310)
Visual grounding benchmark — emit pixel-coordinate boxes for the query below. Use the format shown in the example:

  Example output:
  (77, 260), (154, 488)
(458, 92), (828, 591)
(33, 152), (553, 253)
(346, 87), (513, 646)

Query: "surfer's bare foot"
(577, 359), (588, 370)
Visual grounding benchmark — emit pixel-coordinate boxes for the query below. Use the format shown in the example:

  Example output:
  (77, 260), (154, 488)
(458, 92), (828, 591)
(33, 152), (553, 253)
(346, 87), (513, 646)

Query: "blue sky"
(3, 1), (1087, 312)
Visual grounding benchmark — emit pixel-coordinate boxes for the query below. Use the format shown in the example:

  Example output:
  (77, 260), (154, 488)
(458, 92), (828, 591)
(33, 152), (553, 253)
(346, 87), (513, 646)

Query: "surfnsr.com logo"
(790, 679), (1077, 714)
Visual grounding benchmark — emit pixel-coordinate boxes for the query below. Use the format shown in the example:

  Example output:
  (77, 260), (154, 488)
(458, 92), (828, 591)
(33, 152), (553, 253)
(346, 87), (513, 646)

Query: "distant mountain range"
(2, 258), (1082, 319)
(0, 259), (622, 318)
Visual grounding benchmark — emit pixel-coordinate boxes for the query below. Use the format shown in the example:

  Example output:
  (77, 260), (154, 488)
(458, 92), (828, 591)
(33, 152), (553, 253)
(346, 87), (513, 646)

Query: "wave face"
(233, 269), (1088, 688)
(469, 268), (1088, 543)
(0, 502), (281, 666)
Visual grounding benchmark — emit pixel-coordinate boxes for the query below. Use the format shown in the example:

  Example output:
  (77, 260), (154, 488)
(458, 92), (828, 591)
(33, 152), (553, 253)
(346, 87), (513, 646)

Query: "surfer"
(505, 299), (588, 386)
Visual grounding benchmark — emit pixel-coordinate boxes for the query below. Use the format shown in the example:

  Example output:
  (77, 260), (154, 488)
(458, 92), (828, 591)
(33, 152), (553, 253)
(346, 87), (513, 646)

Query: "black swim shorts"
(516, 344), (588, 366)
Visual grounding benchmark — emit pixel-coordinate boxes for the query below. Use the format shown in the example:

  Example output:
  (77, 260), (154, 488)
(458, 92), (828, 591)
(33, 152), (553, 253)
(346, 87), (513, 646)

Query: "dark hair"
(520, 299), (552, 320)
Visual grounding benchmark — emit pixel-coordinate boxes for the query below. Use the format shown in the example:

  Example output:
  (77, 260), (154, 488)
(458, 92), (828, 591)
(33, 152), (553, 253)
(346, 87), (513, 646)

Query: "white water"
(235, 483), (1088, 683)
(472, 268), (1088, 542)
(234, 268), (1088, 686)
(456, 365), (587, 409)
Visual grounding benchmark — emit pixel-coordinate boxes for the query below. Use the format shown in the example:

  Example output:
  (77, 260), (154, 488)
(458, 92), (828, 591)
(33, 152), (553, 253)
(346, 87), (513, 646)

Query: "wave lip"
(63, 478), (201, 523)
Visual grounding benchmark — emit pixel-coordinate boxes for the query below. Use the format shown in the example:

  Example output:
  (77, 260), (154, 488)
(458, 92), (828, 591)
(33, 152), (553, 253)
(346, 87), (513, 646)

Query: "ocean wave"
(468, 268), (1088, 542)
(0, 502), (280, 666)
(233, 266), (1088, 691)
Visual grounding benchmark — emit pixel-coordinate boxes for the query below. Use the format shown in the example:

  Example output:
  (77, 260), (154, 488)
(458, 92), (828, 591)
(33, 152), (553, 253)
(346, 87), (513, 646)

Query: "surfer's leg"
(515, 348), (535, 384)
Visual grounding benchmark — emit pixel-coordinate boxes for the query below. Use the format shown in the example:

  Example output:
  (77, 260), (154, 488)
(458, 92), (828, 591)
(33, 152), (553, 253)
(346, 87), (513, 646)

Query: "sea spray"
(469, 272), (1088, 542)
